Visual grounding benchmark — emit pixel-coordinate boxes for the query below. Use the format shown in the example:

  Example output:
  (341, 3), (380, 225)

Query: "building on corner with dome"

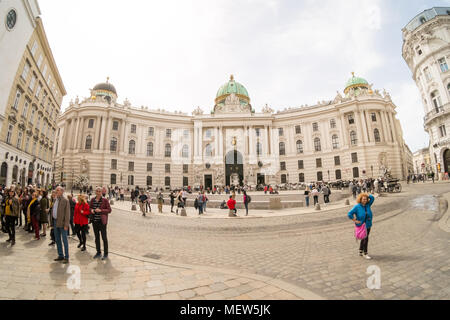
(53, 74), (412, 190)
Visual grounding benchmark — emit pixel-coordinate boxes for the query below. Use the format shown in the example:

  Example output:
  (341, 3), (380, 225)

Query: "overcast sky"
(38, 0), (450, 153)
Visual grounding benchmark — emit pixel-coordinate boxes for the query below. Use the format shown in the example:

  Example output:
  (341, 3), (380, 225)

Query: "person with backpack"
(243, 190), (251, 216)
(347, 192), (375, 260)
(139, 191), (148, 216)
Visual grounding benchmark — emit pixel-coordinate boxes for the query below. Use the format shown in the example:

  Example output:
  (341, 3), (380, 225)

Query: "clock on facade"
(6, 9), (17, 30)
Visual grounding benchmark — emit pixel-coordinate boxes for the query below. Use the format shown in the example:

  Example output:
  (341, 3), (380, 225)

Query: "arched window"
(110, 137), (117, 152)
(281, 174), (287, 183)
(183, 144), (189, 158)
(256, 142), (262, 156)
(296, 140), (303, 154)
(146, 176), (152, 186)
(279, 142), (286, 155)
(431, 90), (442, 112)
(128, 140), (135, 154)
(350, 131), (357, 146)
(85, 135), (92, 150)
(374, 129), (381, 142)
(299, 173), (305, 183)
(147, 142), (153, 157)
(335, 169), (342, 180)
(332, 134), (339, 149)
(110, 174), (116, 185)
(165, 177), (171, 186)
(165, 144), (171, 157)
(314, 138), (321, 152)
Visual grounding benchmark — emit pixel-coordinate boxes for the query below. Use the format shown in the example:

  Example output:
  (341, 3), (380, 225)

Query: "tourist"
(227, 195), (237, 216)
(131, 189), (136, 204)
(52, 186), (71, 263)
(304, 187), (310, 207)
(5, 189), (20, 245)
(48, 190), (57, 246)
(74, 194), (90, 251)
(182, 189), (187, 206)
(67, 194), (76, 236)
(347, 192), (375, 260)
(176, 190), (183, 215)
(27, 191), (41, 240)
(322, 184), (331, 204)
(90, 187), (112, 260)
(169, 191), (175, 213)
(139, 191), (148, 216)
(146, 189), (152, 213)
(157, 192), (164, 213)
(243, 190), (249, 216)
(197, 192), (204, 215)
(39, 190), (49, 237)
(120, 188), (124, 201)
(311, 187), (319, 206)
(431, 171), (435, 183)
(202, 191), (208, 213)
(21, 190), (30, 231)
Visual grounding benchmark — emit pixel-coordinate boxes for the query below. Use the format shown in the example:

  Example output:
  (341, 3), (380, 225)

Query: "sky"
(38, 0), (450, 153)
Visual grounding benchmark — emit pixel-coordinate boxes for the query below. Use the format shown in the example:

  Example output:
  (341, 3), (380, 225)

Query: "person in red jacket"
(74, 194), (90, 251)
(227, 195), (237, 215)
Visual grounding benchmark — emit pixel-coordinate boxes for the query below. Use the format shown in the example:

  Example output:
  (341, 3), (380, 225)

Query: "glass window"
(278, 128), (284, 136)
(165, 177), (170, 186)
(128, 162), (134, 171)
(281, 174), (287, 183)
(332, 134), (339, 149)
(205, 129), (211, 138)
(353, 167), (359, 178)
(256, 142), (262, 156)
(42, 64), (48, 78)
(350, 131), (358, 146)
(280, 162), (286, 171)
(37, 55), (43, 69)
(12, 89), (21, 110)
(31, 41), (38, 56)
(6, 124), (13, 144)
(147, 142), (153, 156)
(316, 158), (322, 168)
(183, 145), (190, 158)
(439, 125), (447, 137)
(131, 124), (136, 134)
(279, 142), (286, 155)
(335, 169), (342, 180)
(128, 175), (134, 186)
(147, 176), (152, 186)
(147, 163), (152, 172)
(112, 121), (119, 131)
(351, 152), (358, 163)
(88, 119), (94, 128)
(438, 58), (448, 73)
(296, 140), (303, 154)
(374, 129), (381, 142)
(110, 174), (116, 185)
(330, 119), (336, 129)
(298, 160), (304, 170)
(29, 74), (37, 91)
(111, 159), (117, 170)
(317, 171), (323, 181)
(128, 140), (135, 154)
(110, 137), (117, 152)
(371, 113), (377, 122)
(165, 144), (171, 157)
(166, 129), (171, 138)
(334, 156), (340, 166)
(183, 164), (188, 174)
(165, 164), (170, 173)
(424, 67), (432, 81)
(312, 122), (318, 132)
(148, 127), (154, 136)
(431, 91), (442, 112)
(299, 173), (305, 183)
(22, 101), (29, 117)
(85, 135), (92, 150)
(314, 138), (321, 152)
(348, 114), (355, 125)
(183, 129), (189, 138)
(295, 125), (301, 134)
(255, 128), (261, 137)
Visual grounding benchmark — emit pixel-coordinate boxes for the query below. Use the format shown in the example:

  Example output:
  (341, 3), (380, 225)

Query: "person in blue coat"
(348, 193), (374, 259)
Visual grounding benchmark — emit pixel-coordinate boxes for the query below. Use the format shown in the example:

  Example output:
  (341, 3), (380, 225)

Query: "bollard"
(180, 208), (187, 216)
(131, 204), (137, 211)
(315, 203), (321, 210)
(345, 199), (350, 206)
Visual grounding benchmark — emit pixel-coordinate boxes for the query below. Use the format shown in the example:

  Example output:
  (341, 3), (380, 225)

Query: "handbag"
(354, 206), (368, 240)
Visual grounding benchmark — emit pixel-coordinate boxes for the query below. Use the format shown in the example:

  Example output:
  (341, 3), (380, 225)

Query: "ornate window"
(256, 142), (262, 156)
(12, 89), (21, 110)
(438, 58), (448, 73)
(165, 144), (171, 157)
(183, 144), (190, 158)
(371, 113), (377, 122)
(21, 61), (30, 80)
(332, 134), (339, 149)
(128, 140), (135, 154)
(374, 129), (381, 142)
(166, 129), (171, 138)
(431, 91), (442, 112)
(88, 119), (94, 128)
(296, 140), (303, 154)
(348, 114), (355, 125)
(312, 122), (319, 132)
(279, 142), (286, 155)
(350, 131), (357, 146)
(147, 142), (153, 157)
(335, 169), (342, 180)
(424, 67), (432, 81)
(131, 124), (136, 134)
(128, 175), (134, 185)
(85, 135), (92, 150)
(147, 176), (152, 186)
(148, 127), (154, 136)
(314, 137), (321, 152)
(295, 125), (301, 134)
(16, 131), (23, 149)
(330, 119), (336, 129)
(110, 174), (116, 185)
(299, 173), (305, 183)
(6, 9), (17, 30)
(6, 124), (13, 144)
(110, 137), (117, 152)
(112, 121), (119, 131)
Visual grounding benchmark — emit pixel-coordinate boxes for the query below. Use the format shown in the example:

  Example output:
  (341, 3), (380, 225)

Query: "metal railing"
(424, 103), (450, 123)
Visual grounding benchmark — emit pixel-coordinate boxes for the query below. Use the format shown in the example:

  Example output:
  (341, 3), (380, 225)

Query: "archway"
(28, 162), (34, 185)
(225, 150), (243, 186)
(12, 165), (18, 184)
(443, 149), (450, 174)
(0, 162), (7, 186)
(20, 168), (26, 186)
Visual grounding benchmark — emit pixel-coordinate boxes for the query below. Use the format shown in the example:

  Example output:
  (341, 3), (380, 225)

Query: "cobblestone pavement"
(1, 182), (449, 300)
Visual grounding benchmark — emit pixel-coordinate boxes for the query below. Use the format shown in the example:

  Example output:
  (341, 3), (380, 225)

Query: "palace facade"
(54, 74), (411, 190)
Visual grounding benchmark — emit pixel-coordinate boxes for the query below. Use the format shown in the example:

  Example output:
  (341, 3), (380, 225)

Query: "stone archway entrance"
(443, 149), (450, 173)
(225, 150), (243, 186)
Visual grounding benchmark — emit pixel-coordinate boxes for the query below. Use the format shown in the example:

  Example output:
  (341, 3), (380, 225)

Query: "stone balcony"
(424, 103), (450, 126)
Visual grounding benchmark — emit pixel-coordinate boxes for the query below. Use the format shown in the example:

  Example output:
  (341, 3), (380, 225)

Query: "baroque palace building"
(54, 74), (411, 190)
(0, 0), (66, 186)
(402, 7), (450, 178)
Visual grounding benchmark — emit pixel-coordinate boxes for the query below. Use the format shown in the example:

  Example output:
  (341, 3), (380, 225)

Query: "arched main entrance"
(225, 150), (243, 186)
(443, 149), (450, 173)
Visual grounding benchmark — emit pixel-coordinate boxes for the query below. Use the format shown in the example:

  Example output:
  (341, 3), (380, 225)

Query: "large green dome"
(344, 73), (369, 94)
(215, 75), (250, 105)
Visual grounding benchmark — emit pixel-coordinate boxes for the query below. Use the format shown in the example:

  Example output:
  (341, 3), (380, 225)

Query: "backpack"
(194, 198), (198, 209)
(247, 195), (252, 203)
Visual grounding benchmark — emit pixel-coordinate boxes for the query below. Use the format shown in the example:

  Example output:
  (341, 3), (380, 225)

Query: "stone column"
(214, 127), (219, 161)
(120, 120), (127, 153)
(95, 116), (102, 149)
(364, 110), (371, 142)
(355, 110), (365, 144)
(359, 109), (369, 143)
(264, 125), (269, 156)
(219, 126), (224, 158)
(269, 125), (274, 155)
(338, 114), (347, 147)
(78, 118), (85, 149)
(388, 111), (397, 143)
(72, 118), (80, 150)
(381, 111), (391, 143)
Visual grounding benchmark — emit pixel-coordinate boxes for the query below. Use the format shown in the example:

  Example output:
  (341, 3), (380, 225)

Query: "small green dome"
(344, 73), (369, 93)
(215, 75), (250, 105)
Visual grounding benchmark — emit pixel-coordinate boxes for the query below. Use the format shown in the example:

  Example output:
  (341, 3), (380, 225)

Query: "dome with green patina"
(344, 73), (369, 94)
(215, 75), (250, 105)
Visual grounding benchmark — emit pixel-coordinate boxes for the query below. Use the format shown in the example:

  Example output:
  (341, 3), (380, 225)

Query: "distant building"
(402, 7), (450, 178)
(413, 147), (432, 174)
(0, 0), (66, 186)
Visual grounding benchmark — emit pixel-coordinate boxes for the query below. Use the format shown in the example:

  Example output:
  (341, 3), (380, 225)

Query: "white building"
(54, 74), (411, 190)
(402, 7), (450, 178)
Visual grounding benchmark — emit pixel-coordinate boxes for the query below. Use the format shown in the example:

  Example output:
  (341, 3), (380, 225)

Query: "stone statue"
(192, 106), (204, 116)
(262, 104), (274, 114)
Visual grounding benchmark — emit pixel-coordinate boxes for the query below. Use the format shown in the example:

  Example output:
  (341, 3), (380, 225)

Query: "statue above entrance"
(214, 93), (252, 114)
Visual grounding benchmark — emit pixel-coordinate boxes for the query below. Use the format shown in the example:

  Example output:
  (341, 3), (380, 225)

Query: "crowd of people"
(0, 184), (111, 264)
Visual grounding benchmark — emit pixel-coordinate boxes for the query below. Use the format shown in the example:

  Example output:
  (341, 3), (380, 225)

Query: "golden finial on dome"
(351, 72), (355, 77)
(106, 76), (110, 83)
(230, 74), (234, 81)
